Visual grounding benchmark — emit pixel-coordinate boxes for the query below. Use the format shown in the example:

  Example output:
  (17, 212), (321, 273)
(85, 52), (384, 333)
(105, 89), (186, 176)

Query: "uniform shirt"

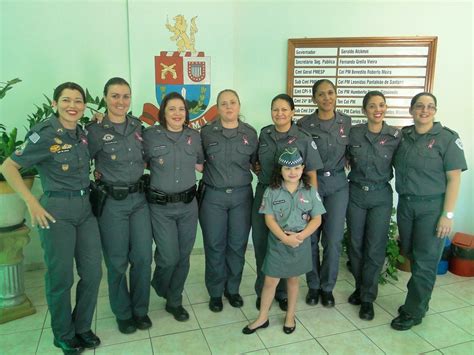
(87, 115), (145, 185)
(11, 115), (90, 191)
(393, 122), (467, 196)
(259, 183), (326, 232)
(143, 125), (204, 193)
(201, 118), (258, 188)
(347, 122), (401, 185)
(257, 124), (323, 185)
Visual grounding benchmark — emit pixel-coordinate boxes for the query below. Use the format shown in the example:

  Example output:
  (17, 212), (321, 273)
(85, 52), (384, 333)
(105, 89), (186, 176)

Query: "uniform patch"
(455, 138), (464, 150)
(187, 136), (192, 145)
(103, 133), (114, 141)
(49, 144), (61, 153)
(54, 137), (63, 144)
(111, 154), (117, 160)
(299, 195), (309, 203)
(135, 132), (143, 142)
(301, 212), (309, 221)
(288, 137), (296, 144)
(428, 139), (435, 149)
(379, 138), (387, 145)
(81, 137), (88, 145)
(56, 128), (64, 134)
(242, 135), (249, 145)
(311, 141), (317, 150)
(61, 164), (69, 171)
(273, 200), (285, 205)
(29, 132), (40, 143)
(339, 124), (347, 138)
(62, 144), (72, 150)
(159, 158), (164, 165)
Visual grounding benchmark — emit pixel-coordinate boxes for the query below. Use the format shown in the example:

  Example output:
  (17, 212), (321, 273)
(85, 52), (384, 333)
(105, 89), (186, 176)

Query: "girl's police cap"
(278, 148), (303, 167)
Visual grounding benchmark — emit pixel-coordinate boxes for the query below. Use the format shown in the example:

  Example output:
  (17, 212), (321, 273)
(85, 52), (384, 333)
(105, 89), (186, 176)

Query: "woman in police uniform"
(1, 82), (102, 354)
(297, 79), (352, 307)
(346, 91), (400, 320)
(391, 92), (467, 330)
(252, 93), (323, 311)
(199, 89), (258, 312)
(143, 92), (204, 322)
(87, 77), (152, 334)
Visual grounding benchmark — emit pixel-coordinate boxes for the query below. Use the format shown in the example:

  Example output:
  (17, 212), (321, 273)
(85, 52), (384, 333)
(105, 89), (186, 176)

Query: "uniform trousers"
(397, 195), (445, 319)
(98, 192), (152, 320)
(150, 199), (198, 307)
(347, 184), (392, 302)
(199, 185), (252, 297)
(39, 194), (102, 340)
(306, 185), (349, 292)
(251, 183), (286, 300)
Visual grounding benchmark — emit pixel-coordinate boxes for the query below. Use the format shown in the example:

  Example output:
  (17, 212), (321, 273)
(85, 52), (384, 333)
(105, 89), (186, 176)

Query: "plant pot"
(0, 176), (34, 231)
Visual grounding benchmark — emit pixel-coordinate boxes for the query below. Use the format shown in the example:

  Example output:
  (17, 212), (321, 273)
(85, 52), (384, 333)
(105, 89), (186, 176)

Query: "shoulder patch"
(311, 141), (318, 150)
(28, 132), (40, 143)
(442, 126), (456, 136)
(455, 138), (463, 150)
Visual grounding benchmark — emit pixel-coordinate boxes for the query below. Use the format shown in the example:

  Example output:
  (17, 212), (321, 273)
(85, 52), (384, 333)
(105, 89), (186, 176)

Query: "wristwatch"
(444, 211), (454, 219)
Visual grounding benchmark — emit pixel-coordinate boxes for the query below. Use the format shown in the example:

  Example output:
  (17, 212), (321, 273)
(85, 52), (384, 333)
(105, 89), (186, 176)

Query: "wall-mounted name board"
(287, 37), (437, 126)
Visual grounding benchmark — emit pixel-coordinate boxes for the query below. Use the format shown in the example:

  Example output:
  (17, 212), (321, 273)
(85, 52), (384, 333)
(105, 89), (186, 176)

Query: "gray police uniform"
(143, 125), (204, 308)
(199, 119), (258, 297)
(87, 115), (152, 321)
(297, 110), (351, 292)
(259, 184), (326, 278)
(393, 122), (467, 319)
(11, 115), (102, 341)
(252, 124), (323, 299)
(346, 122), (400, 302)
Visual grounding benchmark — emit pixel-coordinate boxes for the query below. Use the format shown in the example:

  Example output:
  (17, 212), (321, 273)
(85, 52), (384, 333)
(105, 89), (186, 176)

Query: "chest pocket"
(271, 199), (290, 220)
(103, 142), (123, 161)
(53, 151), (76, 172)
(151, 145), (170, 169)
(205, 142), (221, 161)
(336, 133), (349, 146)
(236, 143), (256, 166)
(417, 145), (443, 171)
(183, 144), (197, 164)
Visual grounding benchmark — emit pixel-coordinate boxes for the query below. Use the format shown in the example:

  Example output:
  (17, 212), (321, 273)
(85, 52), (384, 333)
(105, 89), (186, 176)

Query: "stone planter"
(0, 177), (34, 231)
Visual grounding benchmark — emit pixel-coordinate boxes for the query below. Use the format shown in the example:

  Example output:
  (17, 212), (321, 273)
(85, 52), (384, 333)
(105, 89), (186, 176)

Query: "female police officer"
(143, 92), (204, 321)
(297, 79), (352, 307)
(346, 91), (400, 320)
(87, 77), (153, 334)
(391, 92), (467, 330)
(1, 82), (102, 353)
(252, 93), (322, 310)
(200, 89), (258, 312)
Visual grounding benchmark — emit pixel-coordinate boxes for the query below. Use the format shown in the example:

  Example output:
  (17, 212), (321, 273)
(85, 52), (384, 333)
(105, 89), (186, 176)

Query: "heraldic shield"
(155, 51), (211, 120)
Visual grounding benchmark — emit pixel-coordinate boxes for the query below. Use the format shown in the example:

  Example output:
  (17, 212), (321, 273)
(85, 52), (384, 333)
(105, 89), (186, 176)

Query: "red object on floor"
(449, 232), (474, 277)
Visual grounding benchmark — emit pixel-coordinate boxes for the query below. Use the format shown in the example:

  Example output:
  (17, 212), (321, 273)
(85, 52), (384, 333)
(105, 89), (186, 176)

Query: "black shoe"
(348, 289), (361, 305)
(224, 291), (244, 308)
(209, 297), (223, 312)
(134, 314), (152, 330)
(359, 302), (374, 320)
(391, 312), (422, 331)
(256, 297), (261, 310)
(165, 305), (189, 322)
(283, 317), (296, 334)
(277, 298), (288, 311)
(117, 317), (137, 334)
(242, 319), (269, 334)
(321, 291), (335, 307)
(53, 336), (84, 354)
(305, 288), (320, 305)
(76, 330), (100, 348)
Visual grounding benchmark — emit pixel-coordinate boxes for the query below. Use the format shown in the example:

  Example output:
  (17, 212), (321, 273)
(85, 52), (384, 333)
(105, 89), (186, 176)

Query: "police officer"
(346, 91), (400, 320)
(143, 92), (204, 322)
(297, 79), (351, 307)
(391, 92), (467, 330)
(200, 89), (258, 312)
(87, 78), (152, 334)
(252, 94), (323, 311)
(1, 82), (102, 354)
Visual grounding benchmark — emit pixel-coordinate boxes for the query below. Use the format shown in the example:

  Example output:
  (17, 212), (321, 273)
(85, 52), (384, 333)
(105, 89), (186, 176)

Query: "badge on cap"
(455, 138), (464, 150)
(62, 164), (69, 171)
(29, 132), (40, 143)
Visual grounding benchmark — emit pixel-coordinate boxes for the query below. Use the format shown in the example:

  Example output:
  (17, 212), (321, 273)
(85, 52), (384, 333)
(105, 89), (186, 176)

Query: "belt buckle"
(362, 186), (369, 192)
(225, 188), (233, 194)
(323, 171), (331, 177)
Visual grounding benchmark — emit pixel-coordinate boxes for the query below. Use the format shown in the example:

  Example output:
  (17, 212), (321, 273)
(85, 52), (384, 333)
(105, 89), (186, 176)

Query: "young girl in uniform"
(243, 148), (325, 335)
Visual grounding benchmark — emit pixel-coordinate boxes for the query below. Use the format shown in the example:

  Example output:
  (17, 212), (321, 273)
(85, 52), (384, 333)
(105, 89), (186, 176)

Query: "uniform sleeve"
(250, 131), (259, 165)
(309, 186), (326, 217)
(303, 138), (324, 171)
(86, 125), (102, 158)
(142, 128), (153, 163)
(195, 133), (205, 164)
(444, 134), (468, 172)
(10, 130), (51, 169)
(259, 187), (276, 215)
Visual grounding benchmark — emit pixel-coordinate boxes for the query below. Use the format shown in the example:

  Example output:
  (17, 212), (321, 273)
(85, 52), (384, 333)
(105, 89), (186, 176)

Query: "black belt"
(400, 194), (444, 202)
(147, 185), (196, 204)
(205, 184), (250, 194)
(103, 181), (141, 194)
(44, 189), (89, 197)
(317, 168), (344, 177)
(350, 181), (389, 192)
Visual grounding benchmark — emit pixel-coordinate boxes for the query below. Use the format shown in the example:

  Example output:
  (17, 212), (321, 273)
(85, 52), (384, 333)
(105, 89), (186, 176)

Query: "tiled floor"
(1, 251), (473, 354)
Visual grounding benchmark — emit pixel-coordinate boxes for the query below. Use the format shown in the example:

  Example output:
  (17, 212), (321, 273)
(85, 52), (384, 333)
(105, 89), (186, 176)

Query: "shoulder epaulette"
(240, 121), (257, 134)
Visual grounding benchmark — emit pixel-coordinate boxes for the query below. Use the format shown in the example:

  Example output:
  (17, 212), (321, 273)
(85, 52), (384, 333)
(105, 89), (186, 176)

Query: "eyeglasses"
(413, 104), (437, 112)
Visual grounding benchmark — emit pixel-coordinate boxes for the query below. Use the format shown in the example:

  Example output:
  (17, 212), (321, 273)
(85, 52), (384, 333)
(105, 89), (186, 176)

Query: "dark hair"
(269, 164), (311, 190)
(216, 89), (241, 105)
(410, 92), (437, 110)
(53, 82), (86, 102)
(271, 93), (295, 110)
(311, 79), (336, 98)
(103, 77), (131, 96)
(362, 90), (386, 111)
(158, 92), (190, 129)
